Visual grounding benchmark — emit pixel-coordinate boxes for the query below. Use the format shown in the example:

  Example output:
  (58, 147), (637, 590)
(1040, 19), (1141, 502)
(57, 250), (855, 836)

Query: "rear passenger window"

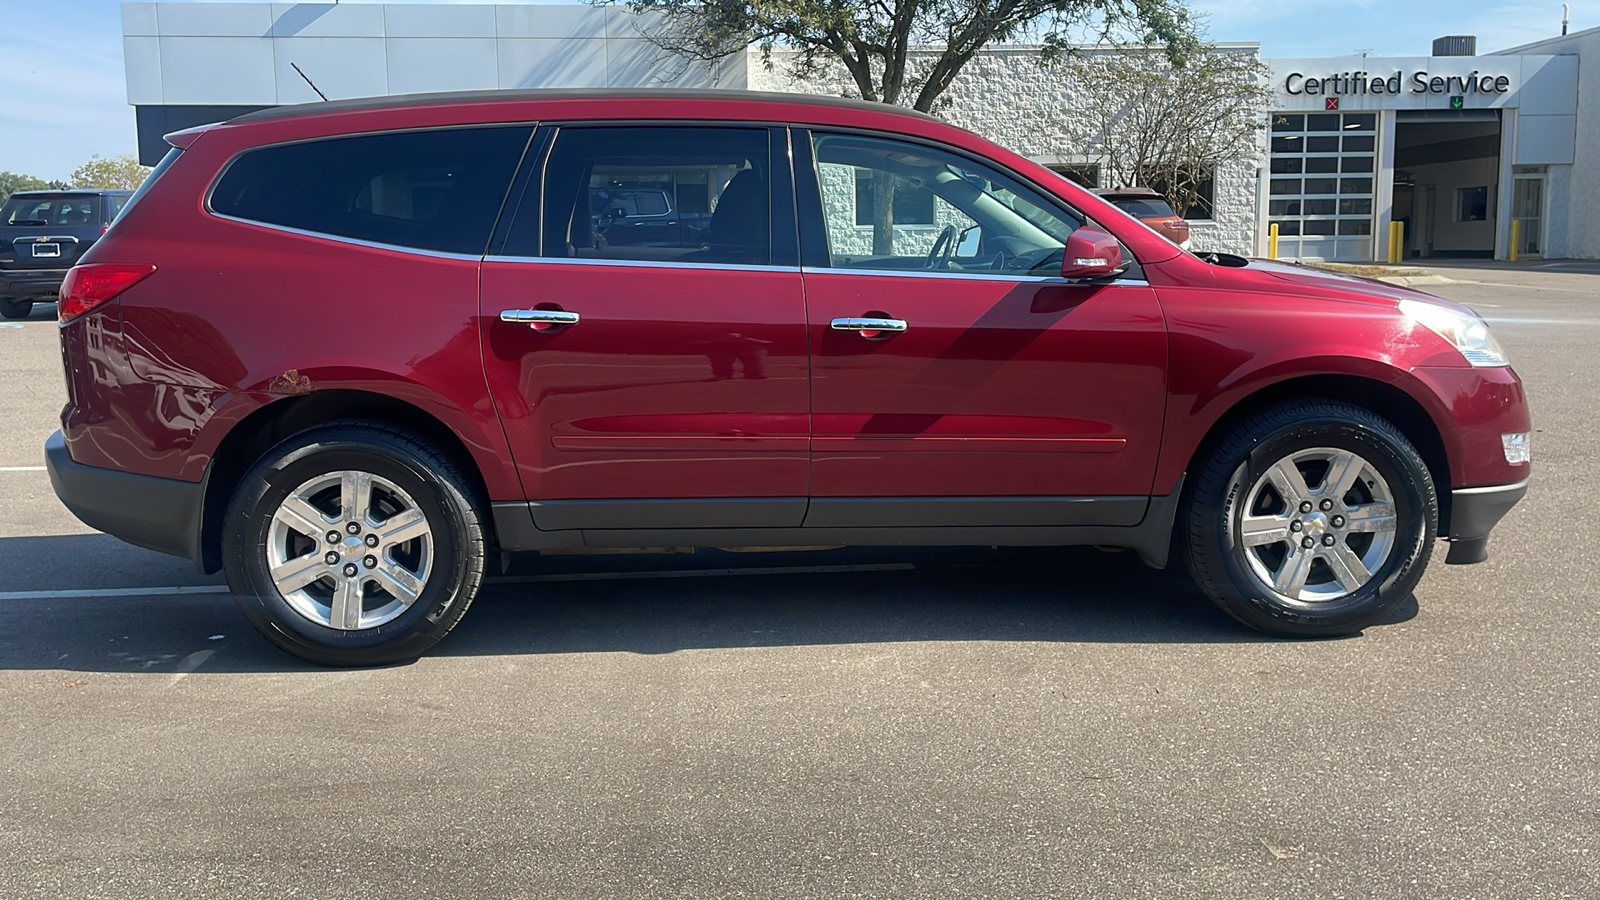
(513, 126), (770, 265)
(210, 127), (532, 255)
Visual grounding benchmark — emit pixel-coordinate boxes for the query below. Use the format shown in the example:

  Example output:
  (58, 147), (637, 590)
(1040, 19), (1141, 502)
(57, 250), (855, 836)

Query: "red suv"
(46, 90), (1529, 665)
(1092, 187), (1192, 250)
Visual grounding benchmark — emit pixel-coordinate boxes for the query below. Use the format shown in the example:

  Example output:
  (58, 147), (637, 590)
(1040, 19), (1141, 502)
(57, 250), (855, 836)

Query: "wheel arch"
(1177, 373), (1455, 534)
(196, 389), (501, 574)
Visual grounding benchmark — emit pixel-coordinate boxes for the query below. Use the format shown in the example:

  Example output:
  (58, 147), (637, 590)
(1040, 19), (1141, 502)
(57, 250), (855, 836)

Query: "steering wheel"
(924, 225), (957, 270)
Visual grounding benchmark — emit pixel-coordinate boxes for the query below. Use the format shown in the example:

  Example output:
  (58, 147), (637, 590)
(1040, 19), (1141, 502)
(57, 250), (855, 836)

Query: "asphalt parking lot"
(1, 264), (1595, 899)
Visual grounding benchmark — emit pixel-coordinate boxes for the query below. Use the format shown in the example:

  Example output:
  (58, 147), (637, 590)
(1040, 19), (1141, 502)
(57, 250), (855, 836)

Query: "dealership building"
(122, 2), (1600, 260)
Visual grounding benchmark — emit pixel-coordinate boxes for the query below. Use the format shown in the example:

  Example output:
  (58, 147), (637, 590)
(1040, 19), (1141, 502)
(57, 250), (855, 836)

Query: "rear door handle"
(501, 309), (580, 329)
(830, 317), (907, 333)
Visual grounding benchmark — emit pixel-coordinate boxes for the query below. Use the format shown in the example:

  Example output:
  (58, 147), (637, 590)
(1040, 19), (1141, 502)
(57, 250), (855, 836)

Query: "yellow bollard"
(1388, 220), (1406, 264)
(1268, 223), (1279, 260)
(1510, 219), (1521, 262)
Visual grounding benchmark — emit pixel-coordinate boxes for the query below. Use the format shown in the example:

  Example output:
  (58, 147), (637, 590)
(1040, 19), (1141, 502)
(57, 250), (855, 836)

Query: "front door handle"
(830, 317), (907, 333)
(501, 309), (580, 330)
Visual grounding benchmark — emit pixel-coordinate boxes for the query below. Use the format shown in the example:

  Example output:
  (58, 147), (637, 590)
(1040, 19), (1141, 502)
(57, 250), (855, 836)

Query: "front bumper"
(45, 430), (203, 564)
(1444, 479), (1528, 564)
(0, 267), (68, 298)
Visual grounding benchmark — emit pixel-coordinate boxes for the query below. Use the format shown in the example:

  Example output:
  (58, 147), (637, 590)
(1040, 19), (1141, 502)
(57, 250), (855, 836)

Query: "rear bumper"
(45, 430), (202, 564)
(1444, 479), (1528, 564)
(0, 267), (68, 298)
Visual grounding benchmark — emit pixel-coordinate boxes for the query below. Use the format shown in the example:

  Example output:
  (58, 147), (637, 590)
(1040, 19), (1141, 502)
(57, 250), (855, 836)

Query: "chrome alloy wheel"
(265, 470), (434, 630)
(1235, 447), (1398, 602)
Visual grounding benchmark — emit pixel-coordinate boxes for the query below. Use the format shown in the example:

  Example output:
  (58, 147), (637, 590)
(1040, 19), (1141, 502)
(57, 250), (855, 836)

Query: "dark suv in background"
(1, 189), (132, 318)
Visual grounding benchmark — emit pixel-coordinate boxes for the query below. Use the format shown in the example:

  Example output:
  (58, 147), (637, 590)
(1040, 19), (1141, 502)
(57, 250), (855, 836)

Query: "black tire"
(221, 422), (486, 665)
(0, 299), (32, 320)
(1184, 401), (1437, 636)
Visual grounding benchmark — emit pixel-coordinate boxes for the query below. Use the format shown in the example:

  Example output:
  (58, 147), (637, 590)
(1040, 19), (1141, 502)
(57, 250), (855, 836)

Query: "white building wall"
(749, 46), (1264, 256)
(1495, 26), (1600, 258)
(1544, 163), (1572, 257)
(121, 2), (745, 105)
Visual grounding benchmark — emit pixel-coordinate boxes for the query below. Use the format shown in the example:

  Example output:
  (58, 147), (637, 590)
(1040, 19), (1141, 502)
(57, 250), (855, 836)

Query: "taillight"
(58, 264), (156, 323)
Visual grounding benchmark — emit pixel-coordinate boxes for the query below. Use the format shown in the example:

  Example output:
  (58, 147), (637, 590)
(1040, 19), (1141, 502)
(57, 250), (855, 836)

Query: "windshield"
(1, 195), (98, 226)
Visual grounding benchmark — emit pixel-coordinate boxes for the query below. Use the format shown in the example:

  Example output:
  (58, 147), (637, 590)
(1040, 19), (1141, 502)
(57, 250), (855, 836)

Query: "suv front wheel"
(1184, 402), (1438, 636)
(221, 423), (486, 665)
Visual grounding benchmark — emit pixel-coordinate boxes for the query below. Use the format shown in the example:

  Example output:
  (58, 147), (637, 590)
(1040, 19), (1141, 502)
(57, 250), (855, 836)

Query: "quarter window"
(210, 127), (532, 255)
(520, 126), (772, 265)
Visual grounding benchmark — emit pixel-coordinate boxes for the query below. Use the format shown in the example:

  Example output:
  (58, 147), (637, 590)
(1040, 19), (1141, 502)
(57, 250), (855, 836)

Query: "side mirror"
(1060, 227), (1123, 280)
(955, 225), (981, 258)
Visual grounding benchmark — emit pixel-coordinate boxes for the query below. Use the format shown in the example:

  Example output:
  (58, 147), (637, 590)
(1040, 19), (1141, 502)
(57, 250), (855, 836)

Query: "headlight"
(1398, 298), (1509, 367)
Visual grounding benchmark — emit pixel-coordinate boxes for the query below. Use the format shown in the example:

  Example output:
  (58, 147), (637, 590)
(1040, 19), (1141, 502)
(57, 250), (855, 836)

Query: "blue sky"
(0, 0), (1590, 180)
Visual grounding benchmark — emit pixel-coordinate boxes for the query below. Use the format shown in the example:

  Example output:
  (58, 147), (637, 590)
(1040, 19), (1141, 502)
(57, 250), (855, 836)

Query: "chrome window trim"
(802, 265), (1149, 286)
(209, 212), (487, 262)
(480, 253), (1147, 285)
(483, 254), (800, 274)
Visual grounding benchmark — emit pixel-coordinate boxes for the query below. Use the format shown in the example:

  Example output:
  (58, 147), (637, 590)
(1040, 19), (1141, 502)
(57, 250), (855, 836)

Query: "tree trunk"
(872, 171), (895, 256)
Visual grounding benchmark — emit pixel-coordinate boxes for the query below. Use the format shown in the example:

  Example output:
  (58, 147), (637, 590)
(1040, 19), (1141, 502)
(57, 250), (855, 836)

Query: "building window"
(854, 169), (936, 226)
(1456, 186), (1489, 222)
(1048, 164), (1101, 188)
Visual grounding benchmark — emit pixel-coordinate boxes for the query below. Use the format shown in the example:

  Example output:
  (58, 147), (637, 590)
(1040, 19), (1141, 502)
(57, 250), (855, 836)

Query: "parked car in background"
(0, 189), (132, 318)
(1093, 187), (1192, 250)
(590, 185), (713, 249)
(46, 90), (1529, 665)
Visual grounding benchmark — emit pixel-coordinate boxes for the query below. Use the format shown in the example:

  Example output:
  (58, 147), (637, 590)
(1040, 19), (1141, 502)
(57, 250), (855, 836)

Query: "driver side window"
(808, 132), (1083, 276)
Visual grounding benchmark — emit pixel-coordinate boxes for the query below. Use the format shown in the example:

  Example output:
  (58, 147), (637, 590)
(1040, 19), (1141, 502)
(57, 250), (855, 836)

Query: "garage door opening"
(1392, 110), (1502, 259)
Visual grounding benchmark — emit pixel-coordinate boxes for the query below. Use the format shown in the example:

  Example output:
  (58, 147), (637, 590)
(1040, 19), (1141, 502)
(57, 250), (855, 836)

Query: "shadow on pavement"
(0, 533), (223, 593)
(0, 538), (1324, 672)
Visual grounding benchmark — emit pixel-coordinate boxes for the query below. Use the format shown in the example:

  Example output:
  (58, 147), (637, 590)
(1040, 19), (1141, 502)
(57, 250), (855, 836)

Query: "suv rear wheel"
(1, 299), (33, 319)
(221, 423), (486, 665)
(1184, 402), (1437, 636)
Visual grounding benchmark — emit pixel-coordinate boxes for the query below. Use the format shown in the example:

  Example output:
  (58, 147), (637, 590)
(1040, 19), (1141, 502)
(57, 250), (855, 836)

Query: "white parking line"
(0, 466), (47, 472)
(0, 563), (919, 601)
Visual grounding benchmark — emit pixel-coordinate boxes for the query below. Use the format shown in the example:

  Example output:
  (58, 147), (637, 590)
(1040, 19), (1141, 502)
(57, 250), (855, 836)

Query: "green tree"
(1053, 47), (1270, 217)
(69, 154), (150, 191)
(610, 0), (1198, 113)
(0, 171), (63, 206)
